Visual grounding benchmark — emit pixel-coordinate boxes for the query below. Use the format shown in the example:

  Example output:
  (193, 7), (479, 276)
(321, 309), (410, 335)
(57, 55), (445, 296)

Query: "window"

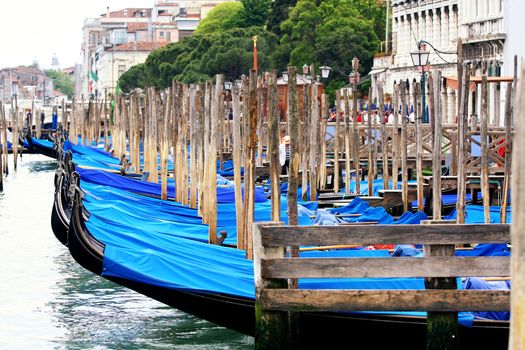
(90, 33), (98, 45)
(111, 29), (127, 45)
(159, 31), (165, 37)
(118, 65), (126, 78)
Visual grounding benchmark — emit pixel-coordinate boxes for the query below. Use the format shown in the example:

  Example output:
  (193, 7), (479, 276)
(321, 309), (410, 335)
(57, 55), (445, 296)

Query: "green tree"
(230, 0), (272, 28)
(195, 2), (243, 35)
(266, 0), (297, 36)
(119, 28), (279, 91)
(44, 70), (74, 98)
(279, 0), (384, 98)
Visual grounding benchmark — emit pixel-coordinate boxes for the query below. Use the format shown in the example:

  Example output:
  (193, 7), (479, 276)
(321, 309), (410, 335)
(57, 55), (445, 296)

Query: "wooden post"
(189, 85), (198, 208)
(431, 72), (443, 220)
(510, 61), (525, 350)
(480, 75), (490, 223)
(1, 103), (8, 176)
(209, 76), (223, 244)
(400, 81), (409, 211)
(0, 104), (3, 192)
(12, 97), (18, 170)
(500, 83), (513, 223)
(414, 81), (424, 212)
(422, 220), (459, 350)
(267, 71), (280, 222)
(456, 65), (470, 224)
(319, 95), (328, 190)
(378, 82), (388, 190)
(253, 222), (289, 350)
(309, 83), (319, 201)
(287, 66), (299, 226)
(352, 58), (360, 195)
(392, 84), (400, 190)
(160, 90), (171, 200)
(334, 91), (341, 193)
(245, 71), (257, 258)
(367, 92), (374, 196)
(344, 90), (351, 194)
(257, 81), (265, 167)
(232, 83), (245, 248)
(301, 83), (310, 201)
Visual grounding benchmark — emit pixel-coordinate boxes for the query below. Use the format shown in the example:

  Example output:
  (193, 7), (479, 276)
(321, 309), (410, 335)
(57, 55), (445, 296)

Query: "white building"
(95, 42), (167, 94)
(371, 0), (522, 125)
(79, 1), (235, 99)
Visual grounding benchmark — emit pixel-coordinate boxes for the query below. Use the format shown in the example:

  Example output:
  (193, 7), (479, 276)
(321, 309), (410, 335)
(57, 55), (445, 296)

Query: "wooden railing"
(253, 222), (510, 349)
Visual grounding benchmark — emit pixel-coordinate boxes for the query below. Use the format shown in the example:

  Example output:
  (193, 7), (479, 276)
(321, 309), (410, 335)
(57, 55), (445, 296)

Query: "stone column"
(449, 6), (458, 51)
(441, 7), (449, 50)
(447, 88), (456, 123)
(442, 83), (448, 123)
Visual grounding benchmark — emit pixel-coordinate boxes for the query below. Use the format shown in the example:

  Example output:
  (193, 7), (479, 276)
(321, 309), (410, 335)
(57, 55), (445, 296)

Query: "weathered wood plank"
(260, 224), (510, 246)
(510, 59), (525, 350)
(262, 256), (509, 279)
(261, 289), (510, 312)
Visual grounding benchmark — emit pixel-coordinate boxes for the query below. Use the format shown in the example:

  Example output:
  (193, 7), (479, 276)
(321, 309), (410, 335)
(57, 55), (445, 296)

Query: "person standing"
(279, 135), (290, 175)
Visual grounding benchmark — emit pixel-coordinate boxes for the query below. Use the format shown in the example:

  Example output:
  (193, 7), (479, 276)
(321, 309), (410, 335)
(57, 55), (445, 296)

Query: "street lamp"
(282, 71), (288, 83)
(319, 66), (331, 79)
(410, 43), (430, 123)
(302, 64), (309, 76)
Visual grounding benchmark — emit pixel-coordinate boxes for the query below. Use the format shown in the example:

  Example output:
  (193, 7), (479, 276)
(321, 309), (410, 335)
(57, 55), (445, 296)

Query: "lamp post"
(410, 43), (430, 123)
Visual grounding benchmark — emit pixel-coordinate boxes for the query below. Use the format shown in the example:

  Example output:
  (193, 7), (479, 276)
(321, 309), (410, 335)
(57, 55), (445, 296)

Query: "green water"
(0, 154), (253, 349)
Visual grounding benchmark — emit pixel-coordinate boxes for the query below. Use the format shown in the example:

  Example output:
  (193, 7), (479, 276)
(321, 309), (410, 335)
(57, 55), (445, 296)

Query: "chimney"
(106, 6), (110, 18)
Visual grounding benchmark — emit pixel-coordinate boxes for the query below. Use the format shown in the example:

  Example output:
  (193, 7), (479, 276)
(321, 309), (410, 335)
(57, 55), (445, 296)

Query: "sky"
(0, 0), (153, 70)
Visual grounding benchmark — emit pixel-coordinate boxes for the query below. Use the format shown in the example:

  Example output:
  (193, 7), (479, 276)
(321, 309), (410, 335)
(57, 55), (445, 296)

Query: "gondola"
(66, 173), (510, 349)
(26, 132), (58, 159)
(51, 151), (90, 246)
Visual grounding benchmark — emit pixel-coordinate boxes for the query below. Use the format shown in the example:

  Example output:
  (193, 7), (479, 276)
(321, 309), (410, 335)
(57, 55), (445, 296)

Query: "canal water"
(0, 154), (253, 349)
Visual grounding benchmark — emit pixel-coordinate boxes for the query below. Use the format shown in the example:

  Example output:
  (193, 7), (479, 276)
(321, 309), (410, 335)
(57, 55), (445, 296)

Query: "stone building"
(370, 0), (519, 125)
(80, 1), (235, 99)
(0, 66), (53, 103)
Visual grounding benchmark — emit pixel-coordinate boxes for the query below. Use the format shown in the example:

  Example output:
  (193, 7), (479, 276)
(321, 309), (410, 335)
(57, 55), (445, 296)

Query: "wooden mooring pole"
(510, 61), (525, 350)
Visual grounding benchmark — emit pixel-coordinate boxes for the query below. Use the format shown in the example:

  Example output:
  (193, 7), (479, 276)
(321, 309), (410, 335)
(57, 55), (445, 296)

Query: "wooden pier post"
(267, 71), (280, 222)
(378, 82), (388, 190)
(253, 222), (289, 350)
(287, 66), (299, 226)
(400, 81), (409, 211)
(456, 65), (470, 224)
(480, 75), (490, 223)
(12, 97), (19, 170)
(309, 82), (319, 201)
(160, 91), (171, 200)
(1, 103), (7, 177)
(245, 71), (257, 258)
(352, 58), (360, 195)
(422, 219), (459, 350)
(232, 83), (245, 248)
(500, 83), (513, 223)
(510, 61), (525, 350)
(0, 104), (3, 192)
(208, 76), (224, 245)
(414, 81), (424, 212)
(367, 92), (374, 196)
(334, 91), (341, 193)
(301, 83), (310, 201)
(392, 83), (400, 190)
(189, 85), (198, 208)
(431, 72), (443, 220)
(344, 90), (351, 194)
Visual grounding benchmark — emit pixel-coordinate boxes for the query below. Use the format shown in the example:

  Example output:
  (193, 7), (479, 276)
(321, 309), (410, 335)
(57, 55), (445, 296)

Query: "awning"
(444, 76), (513, 91)
(368, 68), (387, 76)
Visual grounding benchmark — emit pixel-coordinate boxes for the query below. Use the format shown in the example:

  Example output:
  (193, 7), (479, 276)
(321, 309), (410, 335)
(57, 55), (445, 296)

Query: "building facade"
(371, 0), (520, 125)
(79, 1), (235, 99)
(0, 66), (53, 104)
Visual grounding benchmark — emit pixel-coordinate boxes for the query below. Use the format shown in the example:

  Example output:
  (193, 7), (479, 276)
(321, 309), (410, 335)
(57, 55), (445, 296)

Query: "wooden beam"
(262, 256), (509, 279)
(259, 224), (510, 247)
(261, 289), (510, 312)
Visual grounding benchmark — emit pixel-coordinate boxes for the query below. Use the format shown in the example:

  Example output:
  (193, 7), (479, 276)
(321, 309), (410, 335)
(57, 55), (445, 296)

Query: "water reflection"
(1, 154), (253, 349)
